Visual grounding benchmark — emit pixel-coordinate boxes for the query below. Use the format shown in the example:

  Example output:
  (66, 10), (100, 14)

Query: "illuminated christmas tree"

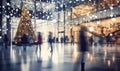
(14, 4), (36, 43)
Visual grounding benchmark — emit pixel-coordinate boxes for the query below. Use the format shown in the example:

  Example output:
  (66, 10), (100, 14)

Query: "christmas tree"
(14, 4), (36, 43)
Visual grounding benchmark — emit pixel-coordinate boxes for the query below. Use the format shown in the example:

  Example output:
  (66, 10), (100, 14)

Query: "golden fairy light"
(14, 4), (36, 43)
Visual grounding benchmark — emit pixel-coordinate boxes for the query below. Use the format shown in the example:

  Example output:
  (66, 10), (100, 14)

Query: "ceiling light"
(81, 0), (84, 2)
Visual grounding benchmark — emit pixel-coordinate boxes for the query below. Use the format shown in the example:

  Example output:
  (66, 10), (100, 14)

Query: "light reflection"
(41, 44), (49, 61)
(36, 46), (41, 61)
(104, 49), (107, 63)
(110, 7), (113, 10)
(21, 62), (29, 71)
(89, 26), (94, 32)
(10, 47), (16, 63)
(107, 60), (111, 67)
(92, 46), (95, 56)
(72, 44), (79, 62)
(72, 52), (79, 62)
(104, 10), (107, 12)
(52, 52), (59, 63)
(110, 14), (113, 17)
(111, 18), (116, 21)
(97, 21), (100, 24)
(104, 50), (107, 57)
(103, 57), (106, 63)
(90, 55), (93, 61)
(87, 52), (91, 58)
(112, 54), (115, 63)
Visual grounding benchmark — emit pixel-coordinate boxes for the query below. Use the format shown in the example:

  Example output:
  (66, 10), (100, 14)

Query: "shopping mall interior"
(0, 0), (120, 71)
(0, 0), (120, 43)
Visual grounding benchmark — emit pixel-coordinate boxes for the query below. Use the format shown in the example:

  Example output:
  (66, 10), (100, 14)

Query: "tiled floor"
(0, 43), (120, 71)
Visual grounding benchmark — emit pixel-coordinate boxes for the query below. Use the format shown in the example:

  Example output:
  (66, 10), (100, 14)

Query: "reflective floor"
(0, 43), (120, 71)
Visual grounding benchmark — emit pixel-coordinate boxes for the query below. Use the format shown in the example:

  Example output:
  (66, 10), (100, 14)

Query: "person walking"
(93, 35), (99, 46)
(99, 35), (104, 47)
(37, 32), (42, 52)
(89, 36), (93, 46)
(73, 26), (89, 71)
(71, 36), (74, 45)
(29, 34), (33, 46)
(21, 34), (28, 51)
(3, 34), (9, 48)
(48, 32), (53, 52)
(78, 26), (89, 52)
(106, 33), (112, 47)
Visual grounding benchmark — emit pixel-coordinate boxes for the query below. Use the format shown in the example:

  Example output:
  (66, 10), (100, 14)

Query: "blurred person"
(93, 35), (99, 46)
(37, 32), (42, 52)
(56, 37), (58, 43)
(53, 37), (56, 43)
(106, 33), (112, 47)
(89, 36), (93, 46)
(73, 26), (89, 71)
(3, 34), (9, 48)
(35, 32), (42, 62)
(21, 34), (28, 51)
(65, 36), (69, 43)
(99, 35), (104, 47)
(61, 37), (64, 43)
(29, 34), (33, 46)
(48, 32), (53, 52)
(78, 26), (89, 52)
(71, 35), (74, 45)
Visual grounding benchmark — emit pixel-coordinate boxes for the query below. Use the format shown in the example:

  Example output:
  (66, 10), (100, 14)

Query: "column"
(6, 0), (11, 43)
(63, 4), (65, 43)
(34, 0), (36, 33)
(0, 0), (2, 44)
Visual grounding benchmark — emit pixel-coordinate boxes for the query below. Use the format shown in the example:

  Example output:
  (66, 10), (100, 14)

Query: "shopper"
(99, 35), (104, 47)
(89, 36), (93, 46)
(29, 34), (33, 46)
(48, 32), (53, 52)
(78, 26), (89, 52)
(3, 34), (9, 48)
(106, 33), (112, 47)
(73, 26), (89, 71)
(71, 35), (74, 45)
(93, 35), (99, 46)
(37, 32), (42, 51)
(21, 34), (28, 51)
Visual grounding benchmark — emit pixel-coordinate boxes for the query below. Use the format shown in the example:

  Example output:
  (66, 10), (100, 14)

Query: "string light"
(14, 5), (36, 43)
(7, 3), (10, 6)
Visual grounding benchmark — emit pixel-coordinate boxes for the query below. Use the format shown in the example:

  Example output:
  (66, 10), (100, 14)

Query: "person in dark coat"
(106, 33), (112, 47)
(35, 32), (43, 62)
(21, 34), (28, 51)
(89, 36), (93, 46)
(3, 34), (9, 48)
(99, 35), (104, 47)
(78, 26), (89, 52)
(48, 32), (53, 52)
(73, 26), (89, 71)
(37, 32), (42, 51)
(71, 36), (74, 45)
